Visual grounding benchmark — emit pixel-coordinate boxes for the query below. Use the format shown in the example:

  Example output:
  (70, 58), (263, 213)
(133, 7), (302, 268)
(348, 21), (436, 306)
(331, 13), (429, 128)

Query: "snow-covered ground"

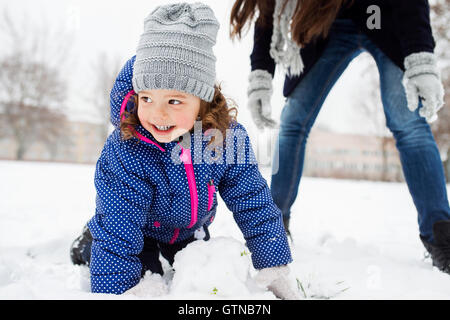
(1, 160), (450, 300)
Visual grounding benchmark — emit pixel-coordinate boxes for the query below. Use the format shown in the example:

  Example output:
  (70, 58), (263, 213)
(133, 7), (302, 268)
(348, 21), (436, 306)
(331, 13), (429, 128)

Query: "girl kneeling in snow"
(70, 2), (297, 299)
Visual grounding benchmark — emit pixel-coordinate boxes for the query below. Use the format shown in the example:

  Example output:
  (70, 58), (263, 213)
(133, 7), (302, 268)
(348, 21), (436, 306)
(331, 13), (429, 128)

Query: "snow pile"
(124, 273), (169, 298)
(124, 237), (274, 299)
(1, 160), (450, 299)
(170, 237), (270, 299)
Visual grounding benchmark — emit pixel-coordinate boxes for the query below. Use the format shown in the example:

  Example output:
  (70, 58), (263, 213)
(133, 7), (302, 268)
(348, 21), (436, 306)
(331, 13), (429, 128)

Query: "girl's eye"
(141, 96), (152, 103)
(169, 99), (181, 105)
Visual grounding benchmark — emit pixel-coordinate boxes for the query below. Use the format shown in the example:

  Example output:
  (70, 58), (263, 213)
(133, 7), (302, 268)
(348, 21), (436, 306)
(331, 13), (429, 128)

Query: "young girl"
(70, 2), (298, 298)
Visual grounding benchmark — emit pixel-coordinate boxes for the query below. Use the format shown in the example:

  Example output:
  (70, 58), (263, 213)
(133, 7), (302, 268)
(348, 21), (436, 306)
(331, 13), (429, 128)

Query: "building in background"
(0, 120), (404, 182)
(0, 119), (106, 164)
(303, 128), (403, 182)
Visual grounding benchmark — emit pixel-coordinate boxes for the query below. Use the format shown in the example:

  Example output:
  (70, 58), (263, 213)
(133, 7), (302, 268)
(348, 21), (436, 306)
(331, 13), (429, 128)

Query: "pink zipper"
(179, 146), (198, 229)
(169, 228), (180, 244)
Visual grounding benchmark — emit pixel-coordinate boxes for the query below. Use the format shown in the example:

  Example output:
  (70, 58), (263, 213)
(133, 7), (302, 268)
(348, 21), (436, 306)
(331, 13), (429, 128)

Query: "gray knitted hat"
(132, 2), (219, 102)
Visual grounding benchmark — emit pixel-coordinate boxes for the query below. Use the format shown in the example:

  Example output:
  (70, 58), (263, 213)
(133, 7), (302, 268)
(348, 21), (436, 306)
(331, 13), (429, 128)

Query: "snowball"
(170, 237), (255, 298)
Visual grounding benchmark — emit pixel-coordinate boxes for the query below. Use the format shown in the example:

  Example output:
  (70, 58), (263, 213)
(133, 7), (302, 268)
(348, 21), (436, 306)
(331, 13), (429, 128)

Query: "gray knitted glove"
(247, 70), (278, 130)
(402, 52), (445, 123)
(255, 265), (300, 300)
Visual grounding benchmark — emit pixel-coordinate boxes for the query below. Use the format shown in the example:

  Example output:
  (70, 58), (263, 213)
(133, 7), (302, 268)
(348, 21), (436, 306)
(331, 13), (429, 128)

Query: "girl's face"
(137, 89), (201, 143)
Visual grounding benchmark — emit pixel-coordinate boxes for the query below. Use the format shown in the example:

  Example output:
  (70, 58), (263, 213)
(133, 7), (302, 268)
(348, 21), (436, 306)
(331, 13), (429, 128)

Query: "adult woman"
(230, 0), (450, 274)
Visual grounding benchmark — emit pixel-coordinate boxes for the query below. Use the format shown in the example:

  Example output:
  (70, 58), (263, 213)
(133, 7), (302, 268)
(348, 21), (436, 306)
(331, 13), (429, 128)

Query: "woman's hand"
(402, 52), (445, 123)
(247, 70), (278, 130)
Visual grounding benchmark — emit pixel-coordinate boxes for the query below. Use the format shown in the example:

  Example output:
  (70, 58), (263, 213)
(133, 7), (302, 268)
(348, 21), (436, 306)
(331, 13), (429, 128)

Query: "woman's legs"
(363, 36), (450, 243)
(271, 20), (363, 229)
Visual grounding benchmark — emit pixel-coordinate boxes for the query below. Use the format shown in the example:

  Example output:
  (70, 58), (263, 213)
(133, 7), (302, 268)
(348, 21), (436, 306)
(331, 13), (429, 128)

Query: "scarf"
(270, 0), (304, 77)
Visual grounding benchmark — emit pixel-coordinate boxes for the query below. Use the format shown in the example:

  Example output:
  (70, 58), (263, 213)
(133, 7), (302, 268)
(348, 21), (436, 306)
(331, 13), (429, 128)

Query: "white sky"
(0, 0), (380, 135)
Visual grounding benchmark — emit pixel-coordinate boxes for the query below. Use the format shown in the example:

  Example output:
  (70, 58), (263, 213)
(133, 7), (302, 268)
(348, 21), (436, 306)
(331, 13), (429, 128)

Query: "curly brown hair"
(120, 85), (238, 150)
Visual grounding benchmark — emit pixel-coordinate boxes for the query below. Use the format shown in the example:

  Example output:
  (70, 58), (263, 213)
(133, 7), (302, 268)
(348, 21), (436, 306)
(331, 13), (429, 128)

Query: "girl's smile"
(151, 124), (176, 135)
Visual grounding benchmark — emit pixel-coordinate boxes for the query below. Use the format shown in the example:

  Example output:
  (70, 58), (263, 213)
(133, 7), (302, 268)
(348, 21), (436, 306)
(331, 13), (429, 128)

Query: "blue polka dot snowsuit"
(87, 56), (292, 294)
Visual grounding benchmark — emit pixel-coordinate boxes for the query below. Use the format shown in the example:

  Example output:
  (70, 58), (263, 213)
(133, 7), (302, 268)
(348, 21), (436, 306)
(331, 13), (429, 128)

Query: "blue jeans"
(271, 19), (450, 243)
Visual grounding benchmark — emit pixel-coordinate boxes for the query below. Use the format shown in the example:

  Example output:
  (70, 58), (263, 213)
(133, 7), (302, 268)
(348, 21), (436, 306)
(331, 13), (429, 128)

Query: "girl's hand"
(255, 265), (301, 300)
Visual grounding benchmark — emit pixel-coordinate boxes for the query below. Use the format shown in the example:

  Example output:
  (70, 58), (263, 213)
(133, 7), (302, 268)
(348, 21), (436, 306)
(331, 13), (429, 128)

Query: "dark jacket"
(250, 0), (436, 97)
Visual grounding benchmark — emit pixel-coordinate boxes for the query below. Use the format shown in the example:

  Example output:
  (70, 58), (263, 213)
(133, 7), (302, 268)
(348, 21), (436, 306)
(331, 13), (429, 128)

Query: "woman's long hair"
(230, 0), (350, 47)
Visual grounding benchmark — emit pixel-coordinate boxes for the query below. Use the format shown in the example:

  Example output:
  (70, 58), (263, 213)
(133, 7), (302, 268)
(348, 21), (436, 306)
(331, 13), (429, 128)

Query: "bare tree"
(89, 52), (122, 144)
(430, 0), (450, 180)
(0, 9), (73, 160)
(0, 54), (70, 160)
